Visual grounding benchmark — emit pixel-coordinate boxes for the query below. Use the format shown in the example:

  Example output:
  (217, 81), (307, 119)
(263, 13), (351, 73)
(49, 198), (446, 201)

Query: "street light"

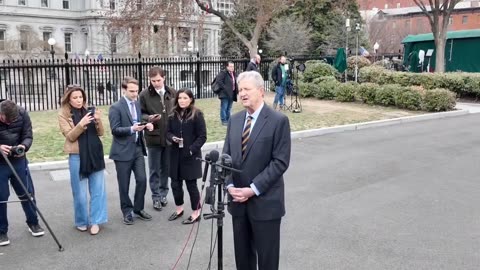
(345, 18), (351, 82)
(354, 23), (361, 83)
(373, 42), (380, 62)
(48, 37), (56, 62)
(258, 49), (263, 54)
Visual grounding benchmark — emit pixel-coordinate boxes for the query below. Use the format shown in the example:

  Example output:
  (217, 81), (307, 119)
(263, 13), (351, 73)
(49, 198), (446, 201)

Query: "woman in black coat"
(167, 88), (207, 224)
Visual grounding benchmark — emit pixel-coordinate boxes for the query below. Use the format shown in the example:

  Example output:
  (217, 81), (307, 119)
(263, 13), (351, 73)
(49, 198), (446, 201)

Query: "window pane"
(18, 0), (26, 5)
(110, 0), (115, 10)
(0, 30), (4, 51)
(64, 33), (72, 52)
(20, 31), (28, 51)
(63, 0), (69, 9)
(41, 0), (48, 7)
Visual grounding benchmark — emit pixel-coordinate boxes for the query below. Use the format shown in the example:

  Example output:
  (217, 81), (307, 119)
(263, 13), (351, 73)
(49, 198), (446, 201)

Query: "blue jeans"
(274, 86), (285, 106)
(68, 154), (108, 227)
(0, 158), (38, 234)
(220, 98), (233, 124)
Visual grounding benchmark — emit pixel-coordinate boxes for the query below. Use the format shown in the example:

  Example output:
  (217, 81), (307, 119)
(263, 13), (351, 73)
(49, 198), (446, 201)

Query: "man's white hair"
(237, 71), (264, 90)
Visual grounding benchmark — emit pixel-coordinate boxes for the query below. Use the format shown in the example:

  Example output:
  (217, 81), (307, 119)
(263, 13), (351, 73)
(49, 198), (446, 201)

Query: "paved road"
(2, 114), (480, 270)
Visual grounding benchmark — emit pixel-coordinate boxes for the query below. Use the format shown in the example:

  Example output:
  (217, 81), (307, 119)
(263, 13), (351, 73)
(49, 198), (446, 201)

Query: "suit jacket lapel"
(243, 106), (269, 161)
(120, 97), (134, 124)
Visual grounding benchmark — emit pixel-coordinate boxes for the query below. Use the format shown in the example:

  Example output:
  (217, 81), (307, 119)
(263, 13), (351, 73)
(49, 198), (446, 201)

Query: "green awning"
(402, 29), (480, 44)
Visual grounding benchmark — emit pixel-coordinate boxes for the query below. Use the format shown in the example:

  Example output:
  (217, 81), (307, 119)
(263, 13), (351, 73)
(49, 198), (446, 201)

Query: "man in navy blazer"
(109, 77), (154, 225)
(223, 71), (291, 270)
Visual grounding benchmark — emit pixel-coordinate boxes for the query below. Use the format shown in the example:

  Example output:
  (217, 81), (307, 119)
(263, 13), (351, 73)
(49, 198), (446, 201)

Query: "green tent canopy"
(402, 29), (480, 72)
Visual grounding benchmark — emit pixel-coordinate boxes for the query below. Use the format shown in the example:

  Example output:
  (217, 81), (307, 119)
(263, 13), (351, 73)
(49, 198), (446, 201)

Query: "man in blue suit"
(109, 77), (154, 225)
(223, 71), (291, 270)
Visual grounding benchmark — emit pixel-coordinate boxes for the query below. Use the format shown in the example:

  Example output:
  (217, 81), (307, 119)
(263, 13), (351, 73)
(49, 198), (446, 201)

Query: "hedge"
(359, 66), (480, 97)
(299, 81), (456, 112)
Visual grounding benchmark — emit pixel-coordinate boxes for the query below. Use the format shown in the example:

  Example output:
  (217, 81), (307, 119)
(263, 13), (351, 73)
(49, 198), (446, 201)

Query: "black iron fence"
(0, 55), (321, 111)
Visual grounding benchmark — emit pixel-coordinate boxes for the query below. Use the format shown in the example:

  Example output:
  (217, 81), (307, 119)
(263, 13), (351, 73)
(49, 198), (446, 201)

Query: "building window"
(217, 0), (233, 15)
(64, 33), (72, 52)
(416, 19), (424, 32)
(63, 0), (69, 9)
(405, 19), (411, 29)
(477, 14), (480, 24)
(448, 17), (453, 25)
(109, 0), (115, 10)
(111, 34), (117, 53)
(41, 0), (48, 7)
(0, 30), (4, 51)
(462, 16), (468, 24)
(18, 0), (26, 5)
(0, 0), (4, 4)
(20, 30), (28, 51)
(136, 0), (142, 10)
(43, 32), (51, 51)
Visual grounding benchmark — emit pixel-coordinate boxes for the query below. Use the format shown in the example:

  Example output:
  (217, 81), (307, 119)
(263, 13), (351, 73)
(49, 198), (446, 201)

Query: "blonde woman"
(58, 85), (107, 235)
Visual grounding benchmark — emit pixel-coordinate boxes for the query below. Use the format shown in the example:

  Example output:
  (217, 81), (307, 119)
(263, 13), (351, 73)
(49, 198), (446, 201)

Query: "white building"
(0, 0), (232, 60)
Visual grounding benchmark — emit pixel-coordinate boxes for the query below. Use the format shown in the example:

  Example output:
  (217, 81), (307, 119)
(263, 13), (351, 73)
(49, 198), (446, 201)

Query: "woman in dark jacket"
(167, 89), (207, 224)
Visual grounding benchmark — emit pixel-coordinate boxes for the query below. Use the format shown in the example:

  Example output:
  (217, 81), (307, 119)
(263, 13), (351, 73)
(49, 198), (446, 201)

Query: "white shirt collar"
(156, 86), (165, 96)
(246, 102), (264, 120)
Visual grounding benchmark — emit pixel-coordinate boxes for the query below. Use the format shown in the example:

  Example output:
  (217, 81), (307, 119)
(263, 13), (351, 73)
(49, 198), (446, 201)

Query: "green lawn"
(28, 93), (422, 162)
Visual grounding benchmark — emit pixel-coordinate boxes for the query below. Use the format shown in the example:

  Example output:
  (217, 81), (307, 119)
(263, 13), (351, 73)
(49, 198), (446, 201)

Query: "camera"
(9, 146), (25, 157)
(87, 106), (96, 115)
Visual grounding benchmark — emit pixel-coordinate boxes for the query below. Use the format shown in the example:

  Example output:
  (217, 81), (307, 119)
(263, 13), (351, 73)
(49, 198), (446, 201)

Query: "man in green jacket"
(140, 67), (176, 211)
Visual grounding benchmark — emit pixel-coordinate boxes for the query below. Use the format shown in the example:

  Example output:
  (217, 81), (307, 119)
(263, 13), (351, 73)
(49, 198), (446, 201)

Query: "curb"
(29, 109), (468, 171)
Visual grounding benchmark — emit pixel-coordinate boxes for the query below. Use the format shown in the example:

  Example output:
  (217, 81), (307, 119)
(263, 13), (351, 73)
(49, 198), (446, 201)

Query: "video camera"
(9, 146), (25, 157)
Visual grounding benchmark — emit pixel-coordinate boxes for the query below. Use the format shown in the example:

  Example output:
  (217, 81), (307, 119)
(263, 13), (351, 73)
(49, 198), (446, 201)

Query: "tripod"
(0, 151), (64, 251)
(285, 60), (302, 113)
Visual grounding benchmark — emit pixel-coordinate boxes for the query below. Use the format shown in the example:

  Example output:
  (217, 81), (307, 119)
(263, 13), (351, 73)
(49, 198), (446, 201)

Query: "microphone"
(220, 154), (233, 179)
(206, 150), (219, 163)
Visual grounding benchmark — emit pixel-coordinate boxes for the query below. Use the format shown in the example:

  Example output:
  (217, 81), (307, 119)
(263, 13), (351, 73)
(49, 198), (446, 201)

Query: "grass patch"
(28, 93), (422, 162)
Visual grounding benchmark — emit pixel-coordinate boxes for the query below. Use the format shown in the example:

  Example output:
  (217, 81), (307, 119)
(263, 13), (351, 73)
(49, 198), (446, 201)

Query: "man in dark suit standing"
(109, 77), (154, 225)
(216, 61), (238, 126)
(223, 71), (291, 270)
(245, 54), (261, 72)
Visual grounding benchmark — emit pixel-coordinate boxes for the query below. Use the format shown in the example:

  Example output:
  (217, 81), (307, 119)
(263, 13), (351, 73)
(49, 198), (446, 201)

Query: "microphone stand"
(197, 156), (241, 270)
(0, 150), (64, 251)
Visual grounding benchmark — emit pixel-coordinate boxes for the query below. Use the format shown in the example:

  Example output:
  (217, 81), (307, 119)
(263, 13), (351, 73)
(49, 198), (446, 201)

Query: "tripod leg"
(1, 153), (64, 251)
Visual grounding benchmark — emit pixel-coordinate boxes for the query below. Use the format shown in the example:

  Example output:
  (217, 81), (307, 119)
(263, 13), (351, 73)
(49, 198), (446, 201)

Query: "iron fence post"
(137, 52), (143, 91)
(196, 51), (201, 99)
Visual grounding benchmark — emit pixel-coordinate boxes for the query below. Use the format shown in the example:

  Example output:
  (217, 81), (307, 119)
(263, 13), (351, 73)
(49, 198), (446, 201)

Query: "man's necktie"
(242, 116), (253, 160)
(130, 102), (138, 141)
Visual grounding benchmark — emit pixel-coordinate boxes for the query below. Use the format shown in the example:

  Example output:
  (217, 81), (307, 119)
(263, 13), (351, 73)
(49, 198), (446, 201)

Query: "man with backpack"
(213, 61), (238, 126)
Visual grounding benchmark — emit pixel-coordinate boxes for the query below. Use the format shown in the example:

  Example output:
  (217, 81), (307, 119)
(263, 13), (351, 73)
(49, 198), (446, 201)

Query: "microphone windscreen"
(209, 150), (219, 162)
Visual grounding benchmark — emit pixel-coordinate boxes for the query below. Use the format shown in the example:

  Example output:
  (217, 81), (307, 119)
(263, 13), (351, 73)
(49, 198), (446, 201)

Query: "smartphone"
(87, 106), (96, 115)
(138, 122), (148, 126)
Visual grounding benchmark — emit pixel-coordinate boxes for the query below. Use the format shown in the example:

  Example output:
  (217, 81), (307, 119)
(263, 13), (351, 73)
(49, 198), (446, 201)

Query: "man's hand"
(0, 145), (11, 156)
(148, 114), (161, 123)
(145, 123), (154, 131)
(132, 123), (146, 132)
(228, 187), (255, 203)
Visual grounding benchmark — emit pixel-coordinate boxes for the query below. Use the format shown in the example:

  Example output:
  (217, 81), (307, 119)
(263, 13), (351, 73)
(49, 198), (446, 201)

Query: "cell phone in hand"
(138, 122), (148, 126)
(87, 106), (96, 115)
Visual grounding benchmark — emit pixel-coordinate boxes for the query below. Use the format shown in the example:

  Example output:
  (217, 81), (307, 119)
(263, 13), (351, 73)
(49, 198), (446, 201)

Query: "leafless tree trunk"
(413, 0), (462, 73)
(194, 0), (296, 59)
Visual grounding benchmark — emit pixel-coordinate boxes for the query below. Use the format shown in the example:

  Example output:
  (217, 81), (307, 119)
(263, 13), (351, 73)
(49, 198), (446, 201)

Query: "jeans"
(0, 158), (38, 234)
(147, 146), (170, 201)
(68, 154), (108, 227)
(274, 86), (285, 106)
(220, 98), (233, 124)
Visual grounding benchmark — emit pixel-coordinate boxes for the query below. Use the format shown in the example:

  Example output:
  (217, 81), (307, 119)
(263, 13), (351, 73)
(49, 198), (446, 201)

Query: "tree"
(266, 17), (312, 56)
(102, 0), (197, 57)
(412, 0), (462, 72)
(2, 27), (51, 60)
(195, 0), (296, 59)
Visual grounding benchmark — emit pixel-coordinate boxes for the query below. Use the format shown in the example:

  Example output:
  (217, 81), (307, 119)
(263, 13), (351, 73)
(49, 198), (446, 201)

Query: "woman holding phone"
(167, 89), (207, 224)
(58, 85), (108, 235)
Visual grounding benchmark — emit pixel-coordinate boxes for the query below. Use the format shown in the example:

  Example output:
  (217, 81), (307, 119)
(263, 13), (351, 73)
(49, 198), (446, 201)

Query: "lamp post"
(373, 42), (380, 63)
(85, 49), (90, 61)
(354, 23), (361, 83)
(48, 38), (56, 62)
(345, 18), (351, 82)
(258, 49), (263, 54)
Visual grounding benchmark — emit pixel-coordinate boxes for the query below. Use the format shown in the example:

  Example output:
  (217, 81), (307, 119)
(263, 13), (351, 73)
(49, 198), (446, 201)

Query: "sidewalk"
(456, 102), (480, 113)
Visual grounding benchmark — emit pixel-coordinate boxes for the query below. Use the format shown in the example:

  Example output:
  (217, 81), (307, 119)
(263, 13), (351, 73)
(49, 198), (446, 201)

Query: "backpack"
(211, 71), (222, 94)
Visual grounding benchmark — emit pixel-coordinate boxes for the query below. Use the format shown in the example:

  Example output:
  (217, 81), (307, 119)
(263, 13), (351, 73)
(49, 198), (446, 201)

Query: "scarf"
(71, 108), (105, 178)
